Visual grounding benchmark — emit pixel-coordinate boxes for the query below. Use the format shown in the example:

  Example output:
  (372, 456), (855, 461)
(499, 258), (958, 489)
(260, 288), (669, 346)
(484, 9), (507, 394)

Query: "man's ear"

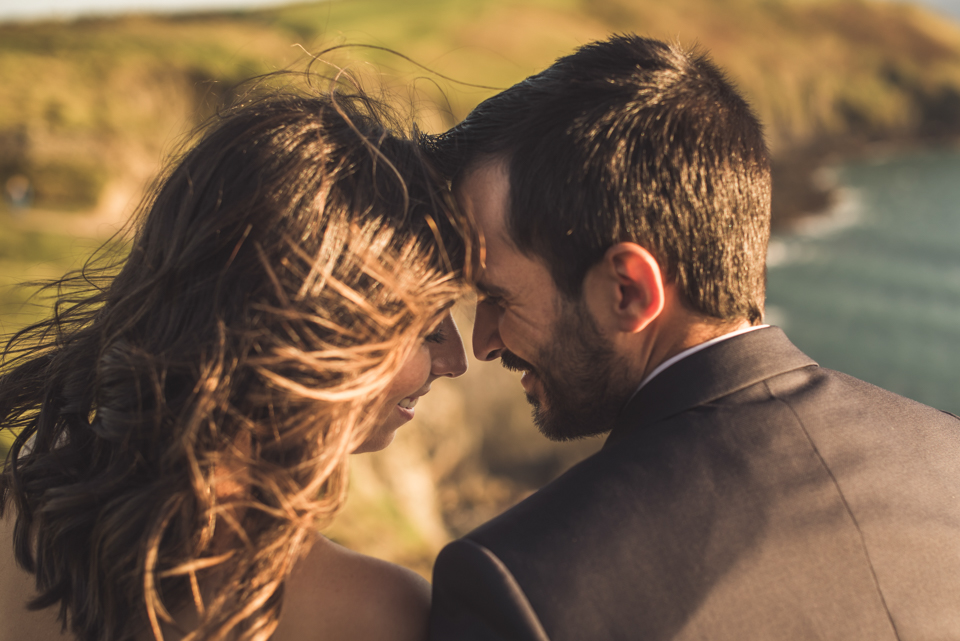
(583, 243), (665, 334)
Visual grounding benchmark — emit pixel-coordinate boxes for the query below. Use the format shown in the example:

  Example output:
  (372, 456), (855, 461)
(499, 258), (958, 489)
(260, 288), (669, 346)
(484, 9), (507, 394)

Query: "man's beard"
(500, 300), (635, 441)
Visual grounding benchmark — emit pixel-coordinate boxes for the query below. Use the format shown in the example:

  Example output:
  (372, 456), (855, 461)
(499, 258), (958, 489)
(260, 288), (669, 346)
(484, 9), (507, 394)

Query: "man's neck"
(630, 305), (753, 386)
(662, 318), (753, 362)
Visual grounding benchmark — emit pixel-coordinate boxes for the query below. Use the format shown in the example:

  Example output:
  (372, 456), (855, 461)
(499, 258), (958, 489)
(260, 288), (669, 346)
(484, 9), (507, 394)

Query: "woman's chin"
(353, 401), (418, 454)
(351, 426), (398, 454)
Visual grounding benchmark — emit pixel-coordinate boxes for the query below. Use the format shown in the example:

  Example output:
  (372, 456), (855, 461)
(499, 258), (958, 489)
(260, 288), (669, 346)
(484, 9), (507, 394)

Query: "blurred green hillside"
(4, 0), (960, 576)
(5, 0), (960, 221)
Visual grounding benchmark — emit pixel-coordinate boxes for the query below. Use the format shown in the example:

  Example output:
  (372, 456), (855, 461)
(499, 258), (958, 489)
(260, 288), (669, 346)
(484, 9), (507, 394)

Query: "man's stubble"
(502, 298), (636, 441)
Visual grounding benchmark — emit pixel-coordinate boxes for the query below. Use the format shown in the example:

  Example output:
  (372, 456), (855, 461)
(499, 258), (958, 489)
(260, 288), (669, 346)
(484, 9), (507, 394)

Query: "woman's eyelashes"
(424, 326), (446, 344)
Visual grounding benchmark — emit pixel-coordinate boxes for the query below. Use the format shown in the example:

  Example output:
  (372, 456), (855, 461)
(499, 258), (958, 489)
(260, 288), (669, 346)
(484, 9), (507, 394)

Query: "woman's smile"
(353, 314), (467, 454)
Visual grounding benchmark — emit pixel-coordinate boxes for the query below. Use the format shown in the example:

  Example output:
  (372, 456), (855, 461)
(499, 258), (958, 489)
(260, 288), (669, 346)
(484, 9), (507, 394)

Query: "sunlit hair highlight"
(0, 79), (471, 641)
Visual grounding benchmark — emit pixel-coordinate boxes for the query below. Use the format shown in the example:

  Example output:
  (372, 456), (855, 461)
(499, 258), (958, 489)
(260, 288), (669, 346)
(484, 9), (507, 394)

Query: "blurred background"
(1, 0), (960, 577)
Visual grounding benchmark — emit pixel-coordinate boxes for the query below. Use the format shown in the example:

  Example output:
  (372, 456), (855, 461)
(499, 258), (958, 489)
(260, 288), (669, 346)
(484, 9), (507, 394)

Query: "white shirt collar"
(628, 324), (769, 402)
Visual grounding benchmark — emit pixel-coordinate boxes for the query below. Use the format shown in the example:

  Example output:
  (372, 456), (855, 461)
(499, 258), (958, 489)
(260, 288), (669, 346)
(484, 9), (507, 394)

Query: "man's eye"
(480, 294), (504, 307)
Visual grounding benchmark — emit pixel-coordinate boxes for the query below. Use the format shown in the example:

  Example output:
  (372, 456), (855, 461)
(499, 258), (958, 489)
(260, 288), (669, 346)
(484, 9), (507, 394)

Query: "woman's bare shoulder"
(272, 536), (431, 641)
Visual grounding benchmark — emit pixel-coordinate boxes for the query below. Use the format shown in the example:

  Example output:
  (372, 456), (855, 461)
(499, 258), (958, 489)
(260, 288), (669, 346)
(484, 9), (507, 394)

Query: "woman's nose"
(431, 315), (468, 378)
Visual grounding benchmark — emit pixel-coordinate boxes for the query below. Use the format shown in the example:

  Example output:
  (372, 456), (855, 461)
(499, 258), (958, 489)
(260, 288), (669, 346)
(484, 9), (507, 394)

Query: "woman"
(0, 85), (470, 641)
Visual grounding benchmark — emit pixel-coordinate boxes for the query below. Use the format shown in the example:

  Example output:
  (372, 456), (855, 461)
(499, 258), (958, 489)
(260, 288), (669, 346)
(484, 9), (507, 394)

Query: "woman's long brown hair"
(0, 83), (471, 641)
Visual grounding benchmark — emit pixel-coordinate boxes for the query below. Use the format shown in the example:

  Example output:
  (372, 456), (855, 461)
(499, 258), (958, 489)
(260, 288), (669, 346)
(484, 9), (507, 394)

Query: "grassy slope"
(256, 0), (960, 146)
(1, 0), (959, 225)
(3, 0), (960, 575)
(3, 0), (960, 161)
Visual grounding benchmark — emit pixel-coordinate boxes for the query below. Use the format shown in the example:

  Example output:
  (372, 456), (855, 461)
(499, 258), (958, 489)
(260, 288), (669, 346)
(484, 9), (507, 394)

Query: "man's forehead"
(456, 158), (517, 251)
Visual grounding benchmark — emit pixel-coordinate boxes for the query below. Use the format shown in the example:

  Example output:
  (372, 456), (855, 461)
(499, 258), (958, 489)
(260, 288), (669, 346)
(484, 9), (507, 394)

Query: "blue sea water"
(765, 148), (960, 415)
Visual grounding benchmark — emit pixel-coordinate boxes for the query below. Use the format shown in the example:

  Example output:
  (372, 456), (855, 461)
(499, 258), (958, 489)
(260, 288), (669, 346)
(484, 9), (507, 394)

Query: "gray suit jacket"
(429, 327), (960, 640)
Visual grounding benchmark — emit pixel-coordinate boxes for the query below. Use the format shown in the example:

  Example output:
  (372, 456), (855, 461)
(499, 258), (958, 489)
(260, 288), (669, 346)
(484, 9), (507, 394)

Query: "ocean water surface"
(765, 148), (960, 415)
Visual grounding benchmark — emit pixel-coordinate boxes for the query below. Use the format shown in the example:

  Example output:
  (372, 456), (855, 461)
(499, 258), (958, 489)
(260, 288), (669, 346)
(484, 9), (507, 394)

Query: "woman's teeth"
(398, 397), (418, 410)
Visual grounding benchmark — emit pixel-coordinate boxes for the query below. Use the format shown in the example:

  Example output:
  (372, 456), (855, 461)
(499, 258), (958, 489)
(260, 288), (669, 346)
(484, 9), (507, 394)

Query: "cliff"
(4, 0), (960, 224)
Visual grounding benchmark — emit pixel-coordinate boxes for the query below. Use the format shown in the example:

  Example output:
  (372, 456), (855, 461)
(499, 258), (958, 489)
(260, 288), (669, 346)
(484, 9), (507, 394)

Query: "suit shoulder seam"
(762, 379), (902, 641)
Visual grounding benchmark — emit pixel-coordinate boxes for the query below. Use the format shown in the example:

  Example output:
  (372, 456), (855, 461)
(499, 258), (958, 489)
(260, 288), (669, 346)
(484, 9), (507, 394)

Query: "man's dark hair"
(428, 34), (771, 323)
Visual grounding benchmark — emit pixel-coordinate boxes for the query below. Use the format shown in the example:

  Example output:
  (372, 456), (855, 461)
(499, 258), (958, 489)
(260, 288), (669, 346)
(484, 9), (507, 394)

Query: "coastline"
(770, 133), (960, 231)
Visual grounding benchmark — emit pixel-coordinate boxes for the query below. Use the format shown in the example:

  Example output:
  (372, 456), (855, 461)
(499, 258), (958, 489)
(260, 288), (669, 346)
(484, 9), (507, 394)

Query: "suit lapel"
(605, 327), (816, 447)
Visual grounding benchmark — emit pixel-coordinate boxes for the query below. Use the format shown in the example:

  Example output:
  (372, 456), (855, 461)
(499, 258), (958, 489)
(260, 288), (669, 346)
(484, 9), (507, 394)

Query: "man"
(427, 35), (960, 640)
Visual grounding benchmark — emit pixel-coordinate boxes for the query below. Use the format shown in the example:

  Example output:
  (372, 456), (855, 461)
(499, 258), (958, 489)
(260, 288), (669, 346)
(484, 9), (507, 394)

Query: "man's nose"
(432, 315), (468, 378)
(472, 301), (504, 361)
